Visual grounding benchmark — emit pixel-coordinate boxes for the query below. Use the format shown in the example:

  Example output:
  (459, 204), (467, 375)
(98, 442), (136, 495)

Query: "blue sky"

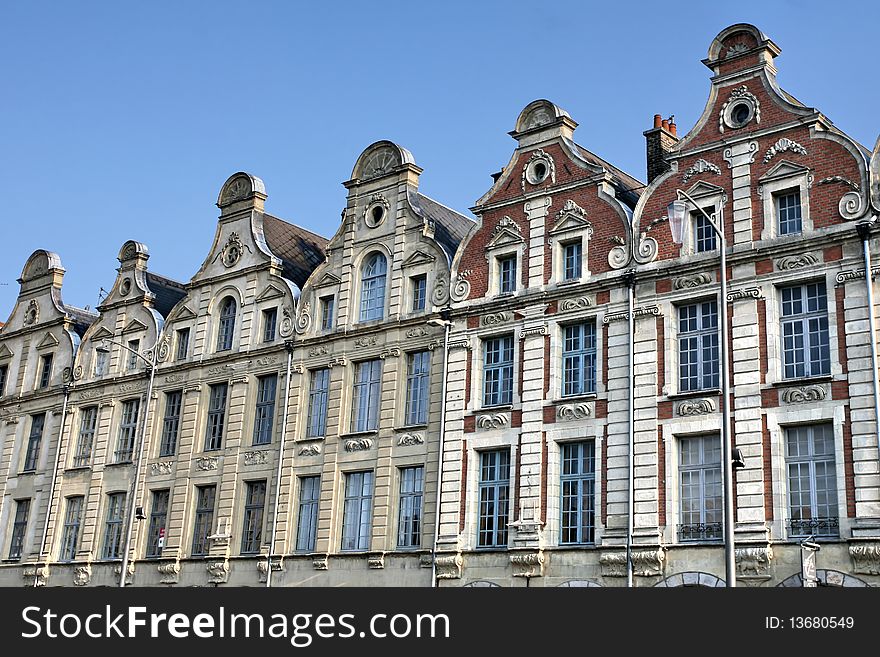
(1, 0), (878, 315)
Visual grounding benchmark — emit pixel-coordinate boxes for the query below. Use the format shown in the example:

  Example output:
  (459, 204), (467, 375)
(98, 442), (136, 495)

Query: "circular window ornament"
(522, 149), (555, 190)
(119, 278), (132, 296)
(719, 85), (760, 132)
(364, 194), (390, 228)
(24, 299), (39, 325)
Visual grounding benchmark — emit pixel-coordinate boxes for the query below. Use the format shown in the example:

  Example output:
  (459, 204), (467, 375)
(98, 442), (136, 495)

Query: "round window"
(526, 158), (551, 185)
(364, 197), (390, 228)
(732, 103), (751, 126)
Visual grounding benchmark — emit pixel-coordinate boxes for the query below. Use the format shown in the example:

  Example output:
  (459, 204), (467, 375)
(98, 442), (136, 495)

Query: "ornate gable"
(486, 216), (525, 251)
(550, 200), (593, 237)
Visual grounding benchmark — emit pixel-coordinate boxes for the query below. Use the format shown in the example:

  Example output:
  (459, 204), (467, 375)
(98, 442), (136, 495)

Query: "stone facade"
(2, 23), (880, 588)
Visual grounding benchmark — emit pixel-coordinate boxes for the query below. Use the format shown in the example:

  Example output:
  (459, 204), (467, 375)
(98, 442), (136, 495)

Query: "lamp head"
(95, 340), (111, 354)
(732, 447), (746, 470)
(667, 199), (687, 245)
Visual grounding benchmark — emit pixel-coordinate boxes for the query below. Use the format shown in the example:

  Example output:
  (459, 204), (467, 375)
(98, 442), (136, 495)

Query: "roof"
(567, 140), (644, 205)
(63, 304), (99, 337)
(146, 272), (188, 318)
(410, 193), (476, 262)
(262, 214), (330, 288)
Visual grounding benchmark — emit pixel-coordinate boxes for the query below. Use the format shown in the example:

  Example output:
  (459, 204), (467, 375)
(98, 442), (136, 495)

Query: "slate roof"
(262, 214), (330, 289)
(63, 305), (99, 337)
(409, 193), (476, 263)
(145, 272), (188, 318)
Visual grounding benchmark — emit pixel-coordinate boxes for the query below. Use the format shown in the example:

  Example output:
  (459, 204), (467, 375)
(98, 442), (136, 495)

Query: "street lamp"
(667, 190), (737, 587)
(427, 310), (452, 588)
(96, 337), (161, 587)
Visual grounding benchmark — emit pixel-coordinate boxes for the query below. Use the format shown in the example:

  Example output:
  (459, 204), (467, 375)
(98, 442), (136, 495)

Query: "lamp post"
(427, 310), (452, 588)
(667, 190), (737, 587)
(96, 337), (160, 587)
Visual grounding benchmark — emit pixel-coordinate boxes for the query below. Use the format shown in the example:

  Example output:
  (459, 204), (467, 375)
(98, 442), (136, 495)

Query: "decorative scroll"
(344, 438), (374, 452)
(681, 159), (722, 183)
(674, 273), (711, 290)
(677, 398), (716, 416)
(477, 413), (509, 430)
(557, 403), (592, 421)
(776, 253), (818, 270)
(763, 138), (807, 163)
(780, 385), (827, 404)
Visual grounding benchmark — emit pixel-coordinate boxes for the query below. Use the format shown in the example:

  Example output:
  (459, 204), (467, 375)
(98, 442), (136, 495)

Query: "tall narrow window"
(678, 301), (719, 392)
(253, 374), (277, 445)
(241, 481), (267, 554)
(678, 435), (722, 542)
(478, 449), (510, 548)
(352, 359), (382, 432)
(126, 339), (140, 371)
(498, 255), (516, 294)
(397, 466), (424, 548)
(216, 296), (237, 351)
(781, 282), (830, 379)
(306, 368), (330, 438)
(411, 274), (427, 312)
(23, 413), (45, 472)
(146, 489), (169, 558)
(73, 406), (98, 467)
(59, 496), (84, 561)
(341, 471), (373, 551)
(159, 390), (182, 457)
(295, 476), (320, 553)
(483, 336), (514, 406)
(8, 499), (30, 560)
(94, 348), (108, 376)
(0, 363), (8, 396)
(102, 492), (126, 559)
(694, 209), (717, 252)
(115, 399), (140, 463)
(38, 353), (53, 389)
(777, 190), (802, 235)
(787, 424), (838, 537)
(562, 321), (597, 396)
(563, 240), (582, 281)
(262, 307), (277, 343)
(205, 383), (228, 451)
(359, 253), (387, 322)
(320, 295), (335, 331)
(191, 485), (216, 556)
(405, 351), (430, 425)
(175, 327), (190, 361)
(560, 441), (595, 545)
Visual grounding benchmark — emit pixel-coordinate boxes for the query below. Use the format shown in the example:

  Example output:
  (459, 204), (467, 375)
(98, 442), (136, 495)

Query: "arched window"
(216, 296), (237, 351)
(359, 253), (387, 322)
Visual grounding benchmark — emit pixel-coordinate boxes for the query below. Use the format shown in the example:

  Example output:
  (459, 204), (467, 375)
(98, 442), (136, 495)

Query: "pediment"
(486, 216), (525, 250)
(402, 250), (437, 269)
(37, 332), (60, 349)
(685, 180), (726, 200)
(169, 305), (197, 322)
(760, 159), (811, 182)
(122, 318), (148, 334)
(312, 272), (342, 290)
(89, 326), (114, 342)
(0, 344), (13, 360)
(255, 284), (286, 302)
(550, 201), (592, 236)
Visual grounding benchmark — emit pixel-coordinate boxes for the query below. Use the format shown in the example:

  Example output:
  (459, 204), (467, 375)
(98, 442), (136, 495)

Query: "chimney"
(644, 112), (680, 183)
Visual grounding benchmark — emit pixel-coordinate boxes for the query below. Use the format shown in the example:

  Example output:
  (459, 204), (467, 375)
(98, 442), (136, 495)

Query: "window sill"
(64, 465), (92, 473)
(475, 404), (514, 413)
(665, 388), (721, 400)
(339, 430), (379, 439)
(396, 424), (428, 431)
(106, 460), (133, 467)
(772, 374), (834, 388)
(1, 558), (22, 563)
(18, 470), (36, 476)
(554, 393), (598, 404)
(555, 278), (582, 287)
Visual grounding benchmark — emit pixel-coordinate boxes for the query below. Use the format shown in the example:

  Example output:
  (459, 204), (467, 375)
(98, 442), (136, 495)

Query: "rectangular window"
(777, 190), (803, 235)
(678, 301), (720, 392)
(499, 255), (516, 294)
(781, 282), (831, 379)
(191, 485), (216, 556)
(478, 449), (510, 548)
(405, 351), (430, 425)
(694, 209), (717, 253)
(786, 424), (838, 538)
(126, 339), (140, 371)
(560, 441), (595, 545)
(145, 489), (170, 558)
(73, 406), (98, 467)
(205, 383), (228, 451)
(102, 492), (126, 559)
(306, 368), (330, 438)
(8, 499), (30, 560)
(341, 471), (373, 551)
(23, 413), (45, 472)
(678, 435), (722, 542)
(295, 476), (320, 553)
(253, 374), (277, 445)
(175, 327), (190, 361)
(115, 399), (140, 463)
(411, 275), (427, 312)
(563, 240), (583, 281)
(262, 307), (277, 343)
(320, 296), (335, 331)
(562, 321), (597, 396)
(159, 390), (182, 457)
(352, 360), (382, 432)
(0, 363), (7, 396)
(397, 466), (424, 548)
(94, 349), (109, 376)
(483, 336), (514, 406)
(59, 496), (84, 562)
(241, 480), (267, 554)
(38, 353), (53, 389)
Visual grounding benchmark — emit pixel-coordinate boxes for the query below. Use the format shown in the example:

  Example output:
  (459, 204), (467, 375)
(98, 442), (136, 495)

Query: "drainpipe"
(429, 309), (452, 588)
(266, 339), (295, 587)
(857, 220), (880, 464)
(624, 270), (636, 588)
(34, 384), (71, 587)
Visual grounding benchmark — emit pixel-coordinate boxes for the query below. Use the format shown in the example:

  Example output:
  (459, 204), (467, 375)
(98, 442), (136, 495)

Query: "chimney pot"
(653, 114), (662, 129)
(661, 119), (669, 131)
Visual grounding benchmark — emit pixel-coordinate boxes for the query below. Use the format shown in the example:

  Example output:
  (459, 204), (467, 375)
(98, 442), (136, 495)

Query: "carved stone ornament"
(345, 438), (374, 452)
(781, 385), (828, 404)
(681, 159), (722, 183)
(521, 149), (556, 191)
(313, 555), (329, 570)
(839, 190), (866, 220)
(73, 565), (92, 586)
(848, 542), (880, 575)
(725, 42), (749, 57)
(559, 296), (593, 312)
(735, 545), (773, 580)
(309, 345), (329, 357)
(450, 270), (472, 302)
(477, 413), (509, 430)
(299, 443), (322, 456)
(673, 273), (711, 290)
(195, 456), (219, 471)
(363, 194), (390, 228)
(114, 562), (135, 585)
(434, 554), (463, 580)
(719, 85), (760, 133)
(726, 287), (764, 302)
(510, 551), (545, 578)
(24, 299), (39, 326)
(218, 232), (251, 268)
(524, 106), (552, 129)
(763, 138), (807, 163)
(119, 277), (132, 296)
(278, 305), (295, 337)
(294, 301), (311, 334)
(836, 267), (880, 285)
(448, 338), (471, 351)
(221, 176), (251, 205)
(206, 560), (230, 584)
(243, 451), (269, 466)
(361, 147), (398, 180)
(406, 326), (429, 339)
(380, 347), (401, 359)
(520, 324), (548, 338)
(481, 312), (511, 327)
(354, 336), (378, 348)
(677, 398), (716, 416)
(603, 305), (661, 324)
(557, 403), (591, 421)
(817, 176), (860, 191)
(600, 549), (665, 577)
(431, 275), (449, 306)
(150, 462), (174, 477)
(776, 253), (819, 270)
(23, 566), (49, 587)
(257, 557), (284, 582)
(397, 433), (424, 447)
(158, 561), (181, 584)
(368, 553), (385, 570)
(492, 215), (523, 240)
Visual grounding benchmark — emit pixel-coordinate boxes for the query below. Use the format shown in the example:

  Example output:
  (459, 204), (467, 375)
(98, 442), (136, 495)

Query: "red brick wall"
(541, 432), (548, 525)
(757, 298), (768, 384)
(601, 426), (608, 525)
(658, 428), (666, 527)
(835, 286), (848, 375)
(656, 316), (665, 395)
(513, 434), (522, 521)
(459, 439), (468, 533)
(762, 414), (774, 521)
(843, 406), (855, 518)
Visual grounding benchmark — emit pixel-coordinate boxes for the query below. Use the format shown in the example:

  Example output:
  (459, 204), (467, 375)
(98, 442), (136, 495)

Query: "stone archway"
(778, 569), (869, 587)
(557, 579), (603, 587)
(654, 572), (725, 587)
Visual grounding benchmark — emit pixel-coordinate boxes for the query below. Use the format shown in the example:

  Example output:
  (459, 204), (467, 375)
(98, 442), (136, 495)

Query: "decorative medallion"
(681, 159), (722, 183)
(363, 194), (390, 228)
(361, 147), (399, 180)
(763, 138), (807, 164)
(219, 232), (249, 267)
(24, 299), (39, 326)
(719, 85), (760, 132)
(119, 277), (132, 296)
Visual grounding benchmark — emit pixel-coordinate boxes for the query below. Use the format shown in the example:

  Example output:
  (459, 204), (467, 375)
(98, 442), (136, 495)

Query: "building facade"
(2, 23), (880, 587)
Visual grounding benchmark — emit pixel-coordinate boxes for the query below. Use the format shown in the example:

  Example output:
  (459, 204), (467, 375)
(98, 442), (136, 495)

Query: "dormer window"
(216, 297), (237, 351)
(776, 190), (802, 235)
(499, 255), (517, 294)
(359, 253), (388, 322)
(694, 209), (717, 253)
(563, 240), (582, 281)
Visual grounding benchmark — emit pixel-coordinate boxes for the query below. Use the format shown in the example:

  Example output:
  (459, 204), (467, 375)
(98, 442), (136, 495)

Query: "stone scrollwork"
(24, 299), (40, 325)
(258, 557), (284, 582)
(735, 545), (773, 580)
(673, 273), (711, 289)
(781, 385), (827, 405)
(345, 438), (374, 452)
(776, 253), (819, 270)
(477, 413), (509, 431)
(206, 560), (230, 584)
(295, 301), (312, 334)
(397, 433), (424, 447)
(848, 542), (880, 575)
(450, 270), (472, 302)
(481, 312), (511, 327)
(299, 443), (322, 456)
(681, 158), (722, 183)
(195, 456), (219, 471)
(24, 566), (49, 586)
(601, 549), (665, 577)
(216, 232), (251, 268)
(150, 462), (174, 476)
(368, 553), (385, 570)
(817, 175), (860, 191)
(719, 85), (760, 133)
(431, 275), (449, 306)
(836, 267), (880, 285)
(313, 555), (329, 571)
(559, 296), (593, 312)
(243, 451), (269, 466)
(839, 190), (865, 221)
(557, 403), (591, 421)
(279, 306), (295, 337)
(726, 287), (764, 302)
(677, 398), (716, 416)
(158, 561), (181, 584)
(434, 554), (463, 580)
(763, 137), (807, 163)
(73, 565), (92, 587)
(510, 551), (545, 578)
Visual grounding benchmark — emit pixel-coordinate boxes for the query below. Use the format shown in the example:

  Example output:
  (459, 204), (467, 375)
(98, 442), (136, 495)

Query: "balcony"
(787, 517), (839, 539)
(678, 522), (722, 542)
